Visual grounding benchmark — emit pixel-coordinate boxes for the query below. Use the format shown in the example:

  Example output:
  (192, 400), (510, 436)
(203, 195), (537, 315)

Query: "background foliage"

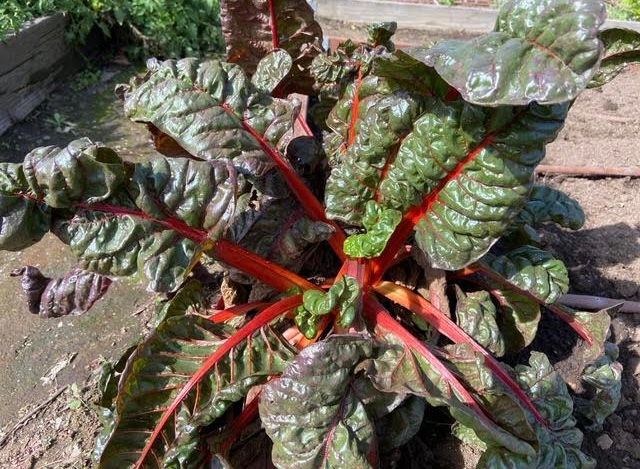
(0, 0), (223, 58)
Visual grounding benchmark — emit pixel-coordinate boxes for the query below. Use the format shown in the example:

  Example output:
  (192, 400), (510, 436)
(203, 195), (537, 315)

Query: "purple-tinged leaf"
(10, 265), (111, 317)
(589, 28), (640, 88)
(364, 317), (536, 459)
(416, 0), (605, 105)
(10, 265), (50, 314)
(98, 299), (296, 469)
(260, 335), (377, 469)
(220, 0), (323, 96)
(491, 288), (541, 353)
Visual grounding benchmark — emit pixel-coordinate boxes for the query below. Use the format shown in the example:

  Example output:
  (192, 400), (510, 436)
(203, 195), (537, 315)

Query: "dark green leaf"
(481, 245), (570, 304)
(0, 163), (51, 251)
(416, 0), (605, 105)
(99, 304), (295, 469)
(326, 58), (569, 269)
(589, 28), (640, 88)
(454, 287), (506, 356)
(366, 22), (397, 50)
(514, 184), (585, 230)
(492, 288), (541, 353)
(260, 335), (376, 469)
(252, 50), (293, 94)
(22, 138), (128, 208)
(220, 0), (323, 96)
(373, 395), (424, 453)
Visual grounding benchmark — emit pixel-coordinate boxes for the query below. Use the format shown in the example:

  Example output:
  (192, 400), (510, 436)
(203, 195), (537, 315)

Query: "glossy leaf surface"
(514, 184), (585, 230)
(589, 28), (640, 88)
(260, 335), (377, 469)
(99, 302), (295, 468)
(454, 287), (506, 356)
(417, 0), (605, 105)
(326, 53), (569, 269)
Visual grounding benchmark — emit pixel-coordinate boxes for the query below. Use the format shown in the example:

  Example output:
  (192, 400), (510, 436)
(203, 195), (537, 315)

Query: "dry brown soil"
(0, 21), (638, 468)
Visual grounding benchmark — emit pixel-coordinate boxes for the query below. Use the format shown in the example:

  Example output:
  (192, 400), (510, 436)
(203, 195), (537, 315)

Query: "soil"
(0, 20), (638, 469)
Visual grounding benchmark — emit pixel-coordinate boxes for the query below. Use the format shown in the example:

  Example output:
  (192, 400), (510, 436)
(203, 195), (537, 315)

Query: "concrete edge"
(316, 0), (640, 33)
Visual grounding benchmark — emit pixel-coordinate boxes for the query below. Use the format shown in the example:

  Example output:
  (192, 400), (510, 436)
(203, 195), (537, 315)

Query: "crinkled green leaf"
(514, 184), (585, 231)
(220, 0), (323, 96)
(326, 55), (569, 269)
(364, 334), (536, 458)
(252, 50), (293, 94)
(570, 307), (615, 362)
(0, 163), (51, 251)
(295, 275), (360, 338)
(482, 245), (570, 304)
(98, 299), (295, 469)
(366, 22), (397, 51)
(51, 154), (239, 292)
(416, 0), (605, 105)
(343, 200), (402, 258)
(575, 342), (622, 430)
(454, 287), (506, 356)
(10, 265), (111, 318)
(447, 346), (596, 468)
(124, 58), (296, 167)
(22, 138), (128, 208)
(260, 335), (376, 469)
(589, 28), (640, 88)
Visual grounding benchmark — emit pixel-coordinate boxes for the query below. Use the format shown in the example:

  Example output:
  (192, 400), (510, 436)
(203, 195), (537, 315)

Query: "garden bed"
(0, 16), (638, 469)
(0, 14), (80, 136)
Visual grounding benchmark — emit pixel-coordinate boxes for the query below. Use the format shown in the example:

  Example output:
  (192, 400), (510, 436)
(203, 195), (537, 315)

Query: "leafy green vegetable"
(1, 0), (636, 467)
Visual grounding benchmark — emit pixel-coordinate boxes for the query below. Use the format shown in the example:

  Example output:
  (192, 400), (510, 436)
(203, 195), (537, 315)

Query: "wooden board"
(0, 14), (76, 136)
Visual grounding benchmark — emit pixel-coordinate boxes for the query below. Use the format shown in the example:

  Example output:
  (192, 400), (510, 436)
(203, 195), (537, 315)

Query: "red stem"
(467, 264), (592, 345)
(374, 281), (547, 425)
(370, 132), (498, 283)
(219, 103), (346, 260)
(364, 296), (488, 416)
(133, 294), (303, 469)
(268, 0), (279, 49)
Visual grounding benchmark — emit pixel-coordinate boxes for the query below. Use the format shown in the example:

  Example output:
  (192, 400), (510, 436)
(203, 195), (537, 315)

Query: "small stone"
(596, 433), (614, 450)
(623, 420), (635, 432)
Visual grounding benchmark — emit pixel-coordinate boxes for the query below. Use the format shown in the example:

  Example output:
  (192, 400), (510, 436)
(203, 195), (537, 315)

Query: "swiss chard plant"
(2, 0), (640, 467)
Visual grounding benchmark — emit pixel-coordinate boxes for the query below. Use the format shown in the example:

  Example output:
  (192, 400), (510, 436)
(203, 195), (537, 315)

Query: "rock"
(596, 433), (614, 450)
(630, 441), (640, 460)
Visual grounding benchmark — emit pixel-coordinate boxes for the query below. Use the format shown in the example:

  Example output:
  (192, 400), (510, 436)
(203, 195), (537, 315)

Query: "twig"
(558, 294), (640, 313)
(0, 385), (68, 448)
(535, 164), (640, 178)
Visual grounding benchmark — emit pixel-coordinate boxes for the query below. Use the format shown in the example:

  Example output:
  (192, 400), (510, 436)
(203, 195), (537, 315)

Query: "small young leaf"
(295, 275), (360, 338)
(589, 28), (640, 88)
(343, 200), (401, 258)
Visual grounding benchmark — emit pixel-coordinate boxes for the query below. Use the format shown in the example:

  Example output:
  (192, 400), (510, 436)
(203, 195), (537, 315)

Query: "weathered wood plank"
(0, 14), (76, 136)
